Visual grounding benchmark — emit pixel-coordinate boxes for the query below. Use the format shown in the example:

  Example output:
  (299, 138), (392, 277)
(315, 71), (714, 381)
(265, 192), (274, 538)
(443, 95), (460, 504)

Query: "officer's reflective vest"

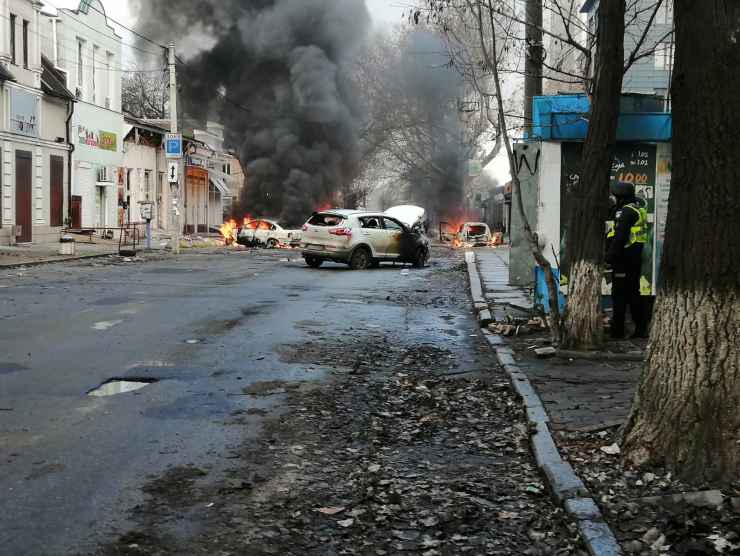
(606, 203), (647, 248)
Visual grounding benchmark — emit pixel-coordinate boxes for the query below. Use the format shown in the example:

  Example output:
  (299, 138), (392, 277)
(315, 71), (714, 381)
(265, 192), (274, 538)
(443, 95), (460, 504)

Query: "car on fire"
(300, 205), (431, 270)
(457, 222), (493, 246)
(236, 219), (302, 248)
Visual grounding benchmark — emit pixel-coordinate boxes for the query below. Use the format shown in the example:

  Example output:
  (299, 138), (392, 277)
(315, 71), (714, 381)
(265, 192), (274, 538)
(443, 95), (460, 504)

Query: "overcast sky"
(46, 1), (408, 32)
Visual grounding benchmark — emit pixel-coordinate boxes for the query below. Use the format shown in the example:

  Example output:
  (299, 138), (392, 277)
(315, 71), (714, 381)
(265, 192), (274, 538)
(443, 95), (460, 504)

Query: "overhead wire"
(0, 12), (165, 74)
(40, 0), (166, 58)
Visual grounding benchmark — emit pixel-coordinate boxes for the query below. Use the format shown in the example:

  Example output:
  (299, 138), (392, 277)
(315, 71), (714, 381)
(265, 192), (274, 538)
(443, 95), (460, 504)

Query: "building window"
(92, 45), (99, 104)
(22, 20), (28, 68)
(655, 2), (673, 25)
(10, 14), (16, 65)
(106, 52), (114, 109)
(654, 43), (674, 71)
(77, 40), (84, 88)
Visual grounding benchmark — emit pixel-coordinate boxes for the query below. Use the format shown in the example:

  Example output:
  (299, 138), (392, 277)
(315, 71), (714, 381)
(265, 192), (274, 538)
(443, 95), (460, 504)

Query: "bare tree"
(621, 0), (740, 483)
(352, 27), (503, 223)
(122, 69), (169, 119)
(415, 0), (671, 348)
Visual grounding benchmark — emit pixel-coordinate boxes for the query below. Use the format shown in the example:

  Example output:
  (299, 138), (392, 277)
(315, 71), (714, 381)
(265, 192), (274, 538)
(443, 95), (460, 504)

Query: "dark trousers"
(611, 266), (646, 335)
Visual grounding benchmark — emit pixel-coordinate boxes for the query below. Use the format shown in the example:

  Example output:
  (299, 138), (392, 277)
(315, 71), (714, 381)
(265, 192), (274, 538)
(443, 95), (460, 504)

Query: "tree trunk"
(524, 0), (543, 134)
(562, 0), (625, 350)
(622, 0), (740, 483)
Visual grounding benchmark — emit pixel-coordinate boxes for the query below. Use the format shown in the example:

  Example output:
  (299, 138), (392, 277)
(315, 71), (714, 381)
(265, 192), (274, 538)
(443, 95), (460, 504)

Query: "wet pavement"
(0, 247), (581, 555)
(474, 248), (644, 432)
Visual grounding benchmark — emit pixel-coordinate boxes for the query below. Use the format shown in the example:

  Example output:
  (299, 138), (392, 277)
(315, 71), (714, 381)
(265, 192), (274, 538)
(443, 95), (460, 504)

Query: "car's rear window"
(467, 225), (488, 235)
(308, 213), (346, 227)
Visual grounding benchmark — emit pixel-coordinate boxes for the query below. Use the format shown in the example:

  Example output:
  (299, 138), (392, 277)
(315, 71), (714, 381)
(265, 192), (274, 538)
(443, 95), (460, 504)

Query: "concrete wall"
(509, 142), (540, 287)
(536, 141), (562, 268)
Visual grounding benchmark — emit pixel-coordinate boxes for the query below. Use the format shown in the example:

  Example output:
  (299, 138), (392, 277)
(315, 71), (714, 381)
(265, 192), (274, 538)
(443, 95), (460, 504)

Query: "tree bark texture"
(524, 0), (543, 134)
(622, 0), (740, 483)
(562, 0), (625, 350)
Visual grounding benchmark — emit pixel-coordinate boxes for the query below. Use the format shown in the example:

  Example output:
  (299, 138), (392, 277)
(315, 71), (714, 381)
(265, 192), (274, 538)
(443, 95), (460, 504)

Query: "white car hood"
(384, 205), (426, 228)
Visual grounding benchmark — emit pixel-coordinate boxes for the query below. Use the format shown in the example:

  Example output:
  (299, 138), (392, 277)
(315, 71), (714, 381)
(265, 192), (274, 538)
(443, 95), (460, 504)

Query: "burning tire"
(349, 247), (371, 270)
(305, 256), (323, 268)
(266, 238), (279, 249)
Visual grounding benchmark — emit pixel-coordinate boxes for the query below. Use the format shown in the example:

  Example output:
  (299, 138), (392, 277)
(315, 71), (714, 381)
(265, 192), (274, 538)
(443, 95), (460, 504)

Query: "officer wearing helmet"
(605, 181), (648, 339)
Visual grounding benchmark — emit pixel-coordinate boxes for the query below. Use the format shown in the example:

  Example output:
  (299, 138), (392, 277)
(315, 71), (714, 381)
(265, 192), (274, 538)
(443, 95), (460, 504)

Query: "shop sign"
(79, 126), (118, 151)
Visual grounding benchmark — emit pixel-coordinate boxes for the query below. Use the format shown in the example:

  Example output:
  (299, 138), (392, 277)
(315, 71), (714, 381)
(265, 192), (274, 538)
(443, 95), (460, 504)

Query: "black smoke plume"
(133, 0), (370, 225)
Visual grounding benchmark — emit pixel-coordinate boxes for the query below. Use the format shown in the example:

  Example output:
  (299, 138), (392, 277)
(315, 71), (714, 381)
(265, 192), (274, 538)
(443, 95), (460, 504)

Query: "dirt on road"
(101, 252), (584, 555)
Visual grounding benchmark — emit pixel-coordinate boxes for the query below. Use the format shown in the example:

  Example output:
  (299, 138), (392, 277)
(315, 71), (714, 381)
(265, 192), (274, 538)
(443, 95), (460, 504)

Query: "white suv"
(301, 206), (430, 270)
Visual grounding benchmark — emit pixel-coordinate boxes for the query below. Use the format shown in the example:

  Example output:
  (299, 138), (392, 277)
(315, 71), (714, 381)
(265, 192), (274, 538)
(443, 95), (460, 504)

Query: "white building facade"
(0, 0), (73, 245)
(41, 0), (123, 230)
(121, 116), (169, 232)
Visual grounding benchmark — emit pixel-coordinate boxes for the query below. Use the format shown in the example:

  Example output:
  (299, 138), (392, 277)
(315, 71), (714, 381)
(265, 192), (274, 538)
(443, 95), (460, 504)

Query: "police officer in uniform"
(605, 181), (648, 339)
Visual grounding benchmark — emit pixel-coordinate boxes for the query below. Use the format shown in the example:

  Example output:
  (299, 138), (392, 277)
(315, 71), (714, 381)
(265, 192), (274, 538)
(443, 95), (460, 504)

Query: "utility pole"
(169, 42), (181, 254)
(524, 0), (543, 136)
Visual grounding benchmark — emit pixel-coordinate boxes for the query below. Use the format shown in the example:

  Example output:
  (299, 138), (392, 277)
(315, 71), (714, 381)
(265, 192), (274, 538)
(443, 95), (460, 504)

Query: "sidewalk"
(0, 240), (121, 268)
(475, 248), (642, 433)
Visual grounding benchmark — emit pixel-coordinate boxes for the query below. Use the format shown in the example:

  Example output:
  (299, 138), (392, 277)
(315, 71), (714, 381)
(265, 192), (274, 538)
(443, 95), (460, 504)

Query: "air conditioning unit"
(98, 166), (110, 182)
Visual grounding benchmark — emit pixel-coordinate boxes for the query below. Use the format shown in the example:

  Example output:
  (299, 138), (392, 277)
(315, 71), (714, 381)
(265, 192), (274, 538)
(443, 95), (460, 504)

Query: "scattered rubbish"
(534, 346), (557, 358)
(640, 489), (725, 509)
(206, 502), (215, 508)
(316, 507), (345, 515)
(88, 378), (159, 397)
(92, 320), (123, 331)
(336, 518), (354, 528)
(185, 338), (202, 344)
(600, 443), (621, 455)
(401, 269), (410, 276)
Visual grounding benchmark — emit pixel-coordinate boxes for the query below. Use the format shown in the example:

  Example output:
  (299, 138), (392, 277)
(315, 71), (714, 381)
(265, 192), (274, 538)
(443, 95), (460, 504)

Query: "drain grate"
(88, 378), (159, 397)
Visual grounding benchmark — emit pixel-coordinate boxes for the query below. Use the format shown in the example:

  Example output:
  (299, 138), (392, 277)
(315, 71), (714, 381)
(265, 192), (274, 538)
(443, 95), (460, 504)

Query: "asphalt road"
(0, 248), (482, 555)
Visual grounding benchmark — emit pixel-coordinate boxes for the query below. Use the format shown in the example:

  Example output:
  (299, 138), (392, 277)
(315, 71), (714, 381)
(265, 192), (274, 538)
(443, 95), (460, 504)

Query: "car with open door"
(300, 206), (430, 270)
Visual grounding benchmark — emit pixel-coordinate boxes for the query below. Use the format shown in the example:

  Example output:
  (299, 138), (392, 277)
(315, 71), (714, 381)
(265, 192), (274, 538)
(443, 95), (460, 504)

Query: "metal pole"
(146, 219), (152, 250)
(169, 42), (181, 254)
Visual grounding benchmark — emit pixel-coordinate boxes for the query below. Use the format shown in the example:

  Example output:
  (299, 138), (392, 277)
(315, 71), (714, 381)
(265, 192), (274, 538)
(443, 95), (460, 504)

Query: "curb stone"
(0, 252), (117, 270)
(466, 252), (623, 556)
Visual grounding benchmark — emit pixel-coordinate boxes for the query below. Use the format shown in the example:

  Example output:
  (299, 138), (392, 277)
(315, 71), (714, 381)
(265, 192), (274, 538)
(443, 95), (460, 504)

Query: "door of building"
(15, 150), (32, 243)
(71, 195), (82, 228)
(50, 155), (64, 227)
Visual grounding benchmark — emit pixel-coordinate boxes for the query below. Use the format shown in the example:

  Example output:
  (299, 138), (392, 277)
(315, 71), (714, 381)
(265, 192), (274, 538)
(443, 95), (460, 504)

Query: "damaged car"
(457, 222), (493, 247)
(237, 219), (302, 248)
(301, 205), (430, 270)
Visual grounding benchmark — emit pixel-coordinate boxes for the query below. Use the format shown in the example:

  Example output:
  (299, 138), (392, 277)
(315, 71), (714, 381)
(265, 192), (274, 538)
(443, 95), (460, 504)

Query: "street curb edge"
(466, 252), (623, 556)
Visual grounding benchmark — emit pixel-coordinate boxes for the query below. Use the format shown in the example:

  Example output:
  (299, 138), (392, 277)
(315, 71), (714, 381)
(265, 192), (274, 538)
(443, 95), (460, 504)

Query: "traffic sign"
(167, 161), (179, 183)
(165, 133), (182, 159)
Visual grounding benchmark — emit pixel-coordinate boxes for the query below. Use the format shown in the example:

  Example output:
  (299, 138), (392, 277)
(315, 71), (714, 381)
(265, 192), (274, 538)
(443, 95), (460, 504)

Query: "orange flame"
(219, 220), (238, 245)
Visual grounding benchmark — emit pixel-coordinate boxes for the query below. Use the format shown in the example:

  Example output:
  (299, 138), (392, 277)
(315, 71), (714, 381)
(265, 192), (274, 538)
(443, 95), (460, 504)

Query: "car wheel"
(305, 256), (323, 268)
(412, 247), (429, 268)
(349, 247), (371, 270)
(266, 238), (278, 249)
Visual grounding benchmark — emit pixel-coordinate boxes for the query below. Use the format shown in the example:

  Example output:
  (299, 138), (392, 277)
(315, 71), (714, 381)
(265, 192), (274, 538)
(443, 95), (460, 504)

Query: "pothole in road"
(88, 377), (159, 397)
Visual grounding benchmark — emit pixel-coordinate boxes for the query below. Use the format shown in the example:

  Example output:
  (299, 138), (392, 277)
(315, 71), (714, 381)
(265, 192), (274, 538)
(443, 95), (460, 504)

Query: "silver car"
(300, 206), (430, 270)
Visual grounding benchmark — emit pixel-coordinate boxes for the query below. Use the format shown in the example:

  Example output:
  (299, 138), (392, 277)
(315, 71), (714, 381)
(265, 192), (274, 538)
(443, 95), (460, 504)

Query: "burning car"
(300, 205), (430, 270)
(457, 222), (493, 247)
(236, 219), (302, 248)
